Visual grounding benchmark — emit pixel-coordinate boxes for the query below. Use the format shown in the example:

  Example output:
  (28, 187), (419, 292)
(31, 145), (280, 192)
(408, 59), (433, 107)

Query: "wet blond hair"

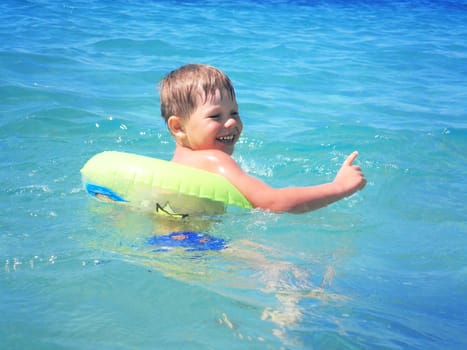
(159, 64), (236, 122)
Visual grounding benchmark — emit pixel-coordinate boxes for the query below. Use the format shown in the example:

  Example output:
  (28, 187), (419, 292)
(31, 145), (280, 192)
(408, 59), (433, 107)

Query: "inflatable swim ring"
(81, 151), (252, 217)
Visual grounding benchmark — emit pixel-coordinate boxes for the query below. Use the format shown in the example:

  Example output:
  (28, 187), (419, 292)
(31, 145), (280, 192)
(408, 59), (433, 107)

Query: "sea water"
(1, 0), (466, 349)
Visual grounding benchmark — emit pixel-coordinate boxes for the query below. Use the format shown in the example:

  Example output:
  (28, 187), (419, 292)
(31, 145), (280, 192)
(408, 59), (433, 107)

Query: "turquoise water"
(1, 0), (466, 349)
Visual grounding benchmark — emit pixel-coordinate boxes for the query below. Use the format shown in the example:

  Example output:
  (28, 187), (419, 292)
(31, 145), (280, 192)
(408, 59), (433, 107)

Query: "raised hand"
(333, 151), (366, 197)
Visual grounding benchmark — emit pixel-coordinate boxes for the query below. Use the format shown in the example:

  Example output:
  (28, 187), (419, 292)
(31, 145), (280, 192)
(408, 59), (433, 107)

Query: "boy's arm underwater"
(175, 149), (366, 214)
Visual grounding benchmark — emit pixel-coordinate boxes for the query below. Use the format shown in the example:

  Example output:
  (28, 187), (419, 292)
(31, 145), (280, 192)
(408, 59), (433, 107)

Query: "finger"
(353, 165), (362, 171)
(344, 151), (359, 166)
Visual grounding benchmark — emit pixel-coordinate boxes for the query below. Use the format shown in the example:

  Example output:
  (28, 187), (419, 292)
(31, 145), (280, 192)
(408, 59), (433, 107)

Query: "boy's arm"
(204, 151), (366, 213)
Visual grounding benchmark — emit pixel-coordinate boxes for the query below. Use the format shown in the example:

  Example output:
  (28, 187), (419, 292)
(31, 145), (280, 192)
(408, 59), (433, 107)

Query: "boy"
(159, 64), (366, 213)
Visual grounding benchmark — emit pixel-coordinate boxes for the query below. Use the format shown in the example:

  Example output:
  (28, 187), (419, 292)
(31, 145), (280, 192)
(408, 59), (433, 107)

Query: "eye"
(208, 114), (221, 119)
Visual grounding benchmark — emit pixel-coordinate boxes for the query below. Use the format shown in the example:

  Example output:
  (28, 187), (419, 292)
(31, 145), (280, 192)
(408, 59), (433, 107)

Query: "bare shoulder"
(173, 148), (275, 209)
(197, 150), (243, 177)
(173, 148), (242, 176)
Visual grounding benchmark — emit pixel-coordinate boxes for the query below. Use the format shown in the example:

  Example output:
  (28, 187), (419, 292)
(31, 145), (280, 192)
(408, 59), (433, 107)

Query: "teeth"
(217, 135), (234, 143)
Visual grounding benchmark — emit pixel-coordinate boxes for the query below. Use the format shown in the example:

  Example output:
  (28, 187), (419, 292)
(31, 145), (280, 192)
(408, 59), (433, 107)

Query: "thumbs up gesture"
(333, 151), (367, 197)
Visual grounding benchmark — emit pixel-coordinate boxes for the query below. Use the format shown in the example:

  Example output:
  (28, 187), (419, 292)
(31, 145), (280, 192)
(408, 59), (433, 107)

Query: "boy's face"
(179, 89), (242, 155)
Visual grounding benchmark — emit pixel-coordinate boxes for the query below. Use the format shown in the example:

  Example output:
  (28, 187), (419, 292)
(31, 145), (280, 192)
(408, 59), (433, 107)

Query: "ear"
(167, 115), (186, 139)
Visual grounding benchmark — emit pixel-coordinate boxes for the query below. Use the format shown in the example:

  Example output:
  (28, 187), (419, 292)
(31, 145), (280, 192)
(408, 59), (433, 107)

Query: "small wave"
(90, 38), (177, 56)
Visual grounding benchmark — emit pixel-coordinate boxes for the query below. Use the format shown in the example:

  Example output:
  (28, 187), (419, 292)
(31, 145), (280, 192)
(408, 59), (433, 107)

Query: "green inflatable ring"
(81, 151), (252, 217)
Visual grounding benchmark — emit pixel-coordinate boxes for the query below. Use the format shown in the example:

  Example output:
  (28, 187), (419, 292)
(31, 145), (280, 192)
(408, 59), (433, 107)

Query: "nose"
(224, 117), (237, 129)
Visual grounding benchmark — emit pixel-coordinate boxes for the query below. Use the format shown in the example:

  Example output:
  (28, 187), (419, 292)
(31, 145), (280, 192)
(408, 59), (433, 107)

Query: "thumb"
(344, 151), (359, 166)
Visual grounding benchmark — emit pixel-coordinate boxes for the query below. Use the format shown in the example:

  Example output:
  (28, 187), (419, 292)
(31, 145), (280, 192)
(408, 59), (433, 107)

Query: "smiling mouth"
(216, 134), (235, 144)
